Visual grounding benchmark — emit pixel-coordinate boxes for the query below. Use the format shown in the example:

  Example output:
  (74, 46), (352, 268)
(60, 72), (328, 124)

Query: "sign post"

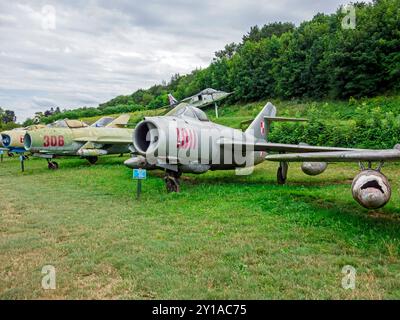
(133, 169), (147, 199)
(19, 155), (25, 172)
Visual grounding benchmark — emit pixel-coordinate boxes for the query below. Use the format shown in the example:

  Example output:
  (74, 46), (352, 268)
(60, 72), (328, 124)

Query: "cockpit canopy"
(175, 106), (209, 122)
(91, 117), (114, 127)
(47, 119), (88, 129)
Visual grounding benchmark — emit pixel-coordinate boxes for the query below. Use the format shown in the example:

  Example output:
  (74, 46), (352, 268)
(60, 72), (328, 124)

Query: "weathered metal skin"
(301, 162), (328, 176)
(351, 170), (391, 209)
(1, 129), (26, 149)
(0, 125), (46, 153)
(133, 115), (265, 173)
(25, 126), (133, 156)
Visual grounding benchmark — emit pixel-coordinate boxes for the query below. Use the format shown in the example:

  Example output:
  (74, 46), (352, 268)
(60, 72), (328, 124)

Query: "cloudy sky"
(0, 0), (355, 122)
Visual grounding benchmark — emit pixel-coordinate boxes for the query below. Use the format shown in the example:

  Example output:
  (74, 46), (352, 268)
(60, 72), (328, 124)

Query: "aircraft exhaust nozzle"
(301, 162), (328, 176)
(133, 120), (160, 155)
(351, 170), (391, 209)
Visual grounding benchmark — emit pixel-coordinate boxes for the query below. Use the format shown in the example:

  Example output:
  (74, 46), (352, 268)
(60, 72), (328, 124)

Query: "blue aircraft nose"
(1, 134), (11, 147)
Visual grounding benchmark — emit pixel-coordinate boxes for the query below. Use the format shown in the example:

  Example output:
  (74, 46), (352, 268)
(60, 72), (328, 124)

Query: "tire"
(277, 166), (286, 185)
(165, 176), (180, 193)
(87, 156), (98, 165)
(48, 161), (59, 170)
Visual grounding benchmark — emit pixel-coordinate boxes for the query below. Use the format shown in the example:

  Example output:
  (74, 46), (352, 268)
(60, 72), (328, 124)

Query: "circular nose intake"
(1, 134), (11, 147)
(24, 133), (32, 150)
(351, 170), (391, 209)
(134, 120), (159, 154)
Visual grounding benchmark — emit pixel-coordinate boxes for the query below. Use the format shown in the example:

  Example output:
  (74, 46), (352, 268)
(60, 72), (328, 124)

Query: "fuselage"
(131, 114), (266, 173)
(25, 127), (133, 156)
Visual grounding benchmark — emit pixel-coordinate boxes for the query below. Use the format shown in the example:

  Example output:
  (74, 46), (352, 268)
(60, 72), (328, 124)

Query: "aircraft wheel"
(277, 165), (287, 185)
(48, 161), (59, 170)
(8, 152), (14, 157)
(87, 156), (98, 165)
(164, 171), (180, 193)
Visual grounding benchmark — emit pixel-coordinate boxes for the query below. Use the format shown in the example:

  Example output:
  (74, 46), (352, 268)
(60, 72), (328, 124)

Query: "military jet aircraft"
(125, 104), (354, 189)
(24, 114), (133, 169)
(167, 88), (232, 118)
(1, 125), (46, 157)
(124, 101), (400, 210)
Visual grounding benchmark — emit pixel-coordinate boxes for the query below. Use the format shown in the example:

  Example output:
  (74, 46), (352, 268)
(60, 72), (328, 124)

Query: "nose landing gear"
(164, 170), (181, 193)
(47, 159), (59, 170)
(86, 156), (98, 165)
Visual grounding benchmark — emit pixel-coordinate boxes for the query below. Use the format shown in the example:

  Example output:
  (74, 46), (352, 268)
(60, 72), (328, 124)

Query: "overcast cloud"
(0, 0), (357, 122)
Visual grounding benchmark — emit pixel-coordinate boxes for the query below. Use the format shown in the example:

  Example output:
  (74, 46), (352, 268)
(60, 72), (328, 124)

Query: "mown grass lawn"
(0, 155), (399, 299)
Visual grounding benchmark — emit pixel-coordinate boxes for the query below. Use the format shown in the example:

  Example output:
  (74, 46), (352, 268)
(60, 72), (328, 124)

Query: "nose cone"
(24, 130), (45, 152)
(24, 133), (32, 151)
(1, 133), (11, 147)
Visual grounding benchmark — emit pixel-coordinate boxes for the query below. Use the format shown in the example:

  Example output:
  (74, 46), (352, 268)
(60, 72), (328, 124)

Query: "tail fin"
(245, 102), (276, 141)
(168, 94), (178, 106)
(106, 114), (131, 128)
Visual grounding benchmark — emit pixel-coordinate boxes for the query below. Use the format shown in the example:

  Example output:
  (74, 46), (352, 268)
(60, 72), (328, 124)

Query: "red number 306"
(44, 135), (65, 147)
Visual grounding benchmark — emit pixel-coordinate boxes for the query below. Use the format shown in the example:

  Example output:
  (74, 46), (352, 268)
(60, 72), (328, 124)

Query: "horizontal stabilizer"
(264, 116), (308, 123)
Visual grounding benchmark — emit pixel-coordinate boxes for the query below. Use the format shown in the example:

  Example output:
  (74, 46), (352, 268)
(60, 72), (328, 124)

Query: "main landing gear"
(277, 161), (288, 185)
(86, 156), (98, 165)
(47, 159), (59, 170)
(164, 170), (181, 193)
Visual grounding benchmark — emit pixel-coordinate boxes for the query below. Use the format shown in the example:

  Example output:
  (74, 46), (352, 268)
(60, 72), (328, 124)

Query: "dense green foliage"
(0, 108), (19, 130)
(22, 0), (399, 126)
(267, 96), (400, 149)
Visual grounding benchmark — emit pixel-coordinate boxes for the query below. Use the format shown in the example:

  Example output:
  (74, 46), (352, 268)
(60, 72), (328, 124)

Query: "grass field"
(1, 153), (399, 299)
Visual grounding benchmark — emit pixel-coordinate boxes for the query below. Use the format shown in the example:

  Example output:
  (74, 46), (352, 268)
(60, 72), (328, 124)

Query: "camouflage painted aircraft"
(24, 115), (133, 169)
(125, 102), (400, 210)
(0, 125), (46, 157)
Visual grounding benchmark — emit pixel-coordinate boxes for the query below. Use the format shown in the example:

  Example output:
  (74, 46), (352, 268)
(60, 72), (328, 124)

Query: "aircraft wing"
(264, 148), (400, 163)
(217, 138), (366, 153)
(73, 137), (132, 144)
